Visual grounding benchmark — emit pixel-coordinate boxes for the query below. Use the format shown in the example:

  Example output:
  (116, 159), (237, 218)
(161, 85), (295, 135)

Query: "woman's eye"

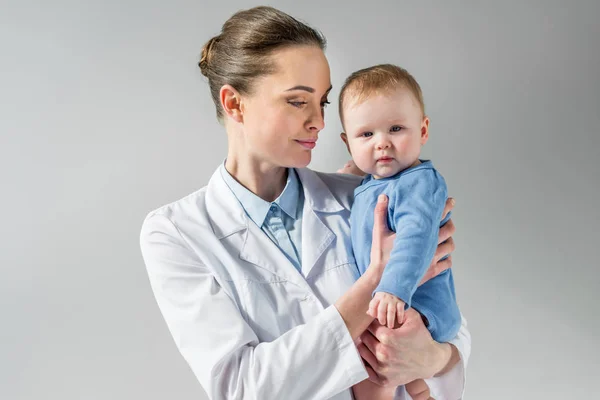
(390, 125), (403, 132)
(321, 100), (330, 108)
(362, 132), (373, 138)
(289, 101), (307, 108)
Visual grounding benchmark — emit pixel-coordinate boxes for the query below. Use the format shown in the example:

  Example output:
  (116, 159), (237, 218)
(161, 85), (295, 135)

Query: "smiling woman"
(219, 45), (332, 176)
(140, 5), (469, 400)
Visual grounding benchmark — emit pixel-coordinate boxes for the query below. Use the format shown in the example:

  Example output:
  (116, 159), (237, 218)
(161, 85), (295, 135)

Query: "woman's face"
(240, 45), (332, 168)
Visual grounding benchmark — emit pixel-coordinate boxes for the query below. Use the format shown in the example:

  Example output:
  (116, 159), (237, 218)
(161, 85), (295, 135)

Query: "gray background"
(2, 0), (599, 399)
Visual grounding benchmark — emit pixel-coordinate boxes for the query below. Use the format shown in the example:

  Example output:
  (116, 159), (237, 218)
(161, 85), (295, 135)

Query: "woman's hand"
(334, 194), (396, 339)
(420, 198), (456, 285)
(337, 159), (366, 176)
(357, 308), (455, 387)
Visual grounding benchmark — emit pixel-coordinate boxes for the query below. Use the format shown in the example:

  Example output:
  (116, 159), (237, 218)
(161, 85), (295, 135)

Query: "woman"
(140, 6), (469, 400)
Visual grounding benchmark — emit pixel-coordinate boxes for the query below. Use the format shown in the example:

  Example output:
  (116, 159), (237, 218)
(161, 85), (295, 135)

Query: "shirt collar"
(360, 159), (433, 185)
(219, 161), (301, 227)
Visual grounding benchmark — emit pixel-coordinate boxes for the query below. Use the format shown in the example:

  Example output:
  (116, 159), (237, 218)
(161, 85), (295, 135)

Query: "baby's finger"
(387, 303), (396, 329)
(397, 302), (405, 325)
(377, 301), (387, 326)
(368, 298), (379, 318)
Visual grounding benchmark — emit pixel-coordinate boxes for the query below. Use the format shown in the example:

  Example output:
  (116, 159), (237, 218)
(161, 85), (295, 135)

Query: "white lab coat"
(140, 166), (471, 400)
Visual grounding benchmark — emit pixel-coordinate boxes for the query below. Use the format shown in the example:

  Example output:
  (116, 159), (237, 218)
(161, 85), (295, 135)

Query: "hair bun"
(199, 36), (218, 77)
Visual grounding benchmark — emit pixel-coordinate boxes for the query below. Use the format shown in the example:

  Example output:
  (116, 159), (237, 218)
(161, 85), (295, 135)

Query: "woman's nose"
(307, 106), (325, 131)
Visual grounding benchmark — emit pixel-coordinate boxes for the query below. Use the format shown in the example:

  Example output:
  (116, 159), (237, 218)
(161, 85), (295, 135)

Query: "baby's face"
(342, 87), (428, 179)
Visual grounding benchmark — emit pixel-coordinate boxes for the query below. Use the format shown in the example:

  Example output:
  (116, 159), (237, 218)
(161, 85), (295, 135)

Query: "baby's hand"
(367, 292), (405, 329)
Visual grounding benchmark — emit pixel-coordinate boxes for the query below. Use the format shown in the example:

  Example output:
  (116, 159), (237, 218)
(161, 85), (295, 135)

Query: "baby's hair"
(339, 64), (425, 125)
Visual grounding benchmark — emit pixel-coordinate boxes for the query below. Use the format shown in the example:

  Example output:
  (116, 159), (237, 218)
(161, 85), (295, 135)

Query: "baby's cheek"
(356, 154), (375, 174)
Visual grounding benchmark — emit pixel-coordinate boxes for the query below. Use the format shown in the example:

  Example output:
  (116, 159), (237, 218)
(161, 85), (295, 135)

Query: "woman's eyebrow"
(285, 85), (333, 94)
(286, 85), (314, 93)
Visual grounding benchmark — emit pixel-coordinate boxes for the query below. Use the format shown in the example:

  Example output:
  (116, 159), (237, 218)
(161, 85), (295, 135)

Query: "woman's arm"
(140, 213), (369, 400)
(139, 197), (395, 400)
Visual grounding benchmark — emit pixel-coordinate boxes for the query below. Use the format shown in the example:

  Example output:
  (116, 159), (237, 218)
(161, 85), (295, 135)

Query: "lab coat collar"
(206, 166), (345, 239)
(205, 165), (345, 284)
(219, 163), (301, 227)
(295, 168), (345, 214)
(205, 167), (248, 240)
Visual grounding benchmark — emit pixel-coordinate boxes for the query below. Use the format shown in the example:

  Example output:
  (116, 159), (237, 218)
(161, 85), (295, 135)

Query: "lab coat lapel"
(205, 167), (311, 290)
(296, 169), (345, 279)
(239, 222), (309, 288)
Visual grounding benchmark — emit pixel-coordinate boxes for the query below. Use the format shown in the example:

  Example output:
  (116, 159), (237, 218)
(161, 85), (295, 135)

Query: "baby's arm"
(375, 170), (448, 311)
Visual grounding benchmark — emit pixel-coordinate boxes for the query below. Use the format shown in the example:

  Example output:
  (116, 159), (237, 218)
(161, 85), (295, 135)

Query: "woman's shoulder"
(298, 168), (363, 209)
(312, 170), (363, 188)
(140, 185), (213, 244)
(144, 186), (208, 222)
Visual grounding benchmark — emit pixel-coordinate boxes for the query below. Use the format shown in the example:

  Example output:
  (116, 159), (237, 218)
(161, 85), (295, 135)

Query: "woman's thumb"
(373, 194), (388, 230)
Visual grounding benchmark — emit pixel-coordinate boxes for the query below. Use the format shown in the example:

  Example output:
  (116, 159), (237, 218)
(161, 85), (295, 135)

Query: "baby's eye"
(362, 132), (373, 138)
(390, 125), (403, 132)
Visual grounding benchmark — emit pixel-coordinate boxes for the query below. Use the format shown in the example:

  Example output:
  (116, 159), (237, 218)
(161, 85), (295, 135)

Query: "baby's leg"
(353, 379), (396, 400)
(405, 379), (431, 400)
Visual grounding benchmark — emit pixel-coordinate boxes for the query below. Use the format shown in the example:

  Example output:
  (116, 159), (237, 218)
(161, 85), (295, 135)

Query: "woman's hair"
(338, 64), (425, 125)
(199, 6), (326, 120)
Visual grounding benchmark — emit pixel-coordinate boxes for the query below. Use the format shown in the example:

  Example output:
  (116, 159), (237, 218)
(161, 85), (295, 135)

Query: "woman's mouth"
(295, 139), (317, 150)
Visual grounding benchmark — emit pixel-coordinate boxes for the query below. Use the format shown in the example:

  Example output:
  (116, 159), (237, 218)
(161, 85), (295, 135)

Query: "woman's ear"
(220, 84), (244, 123)
(340, 132), (352, 155)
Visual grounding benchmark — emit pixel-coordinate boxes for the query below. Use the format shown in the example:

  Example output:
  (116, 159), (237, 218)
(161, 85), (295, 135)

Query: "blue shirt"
(351, 160), (451, 304)
(220, 162), (304, 272)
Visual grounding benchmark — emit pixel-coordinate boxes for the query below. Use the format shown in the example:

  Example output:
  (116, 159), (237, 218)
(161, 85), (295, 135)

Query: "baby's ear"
(340, 132), (352, 154)
(420, 116), (430, 145)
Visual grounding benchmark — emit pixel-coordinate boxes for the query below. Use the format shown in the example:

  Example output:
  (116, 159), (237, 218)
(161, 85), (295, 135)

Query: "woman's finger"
(370, 194), (390, 268)
(372, 195), (389, 240)
(438, 219), (455, 244)
(433, 237), (455, 263)
(357, 342), (380, 372)
(365, 365), (384, 385)
(360, 330), (380, 360)
(420, 255), (452, 285)
(441, 197), (455, 220)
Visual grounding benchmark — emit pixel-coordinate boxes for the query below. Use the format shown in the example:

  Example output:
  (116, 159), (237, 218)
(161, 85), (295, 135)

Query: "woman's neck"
(225, 156), (288, 202)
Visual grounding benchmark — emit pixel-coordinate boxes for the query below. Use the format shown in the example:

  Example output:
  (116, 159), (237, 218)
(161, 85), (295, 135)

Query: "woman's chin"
(292, 152), (312, 168)
(278, 150), (312, 169)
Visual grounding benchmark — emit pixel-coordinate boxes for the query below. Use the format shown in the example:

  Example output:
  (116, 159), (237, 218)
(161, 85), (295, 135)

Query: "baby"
(338, 64), (461, 400)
